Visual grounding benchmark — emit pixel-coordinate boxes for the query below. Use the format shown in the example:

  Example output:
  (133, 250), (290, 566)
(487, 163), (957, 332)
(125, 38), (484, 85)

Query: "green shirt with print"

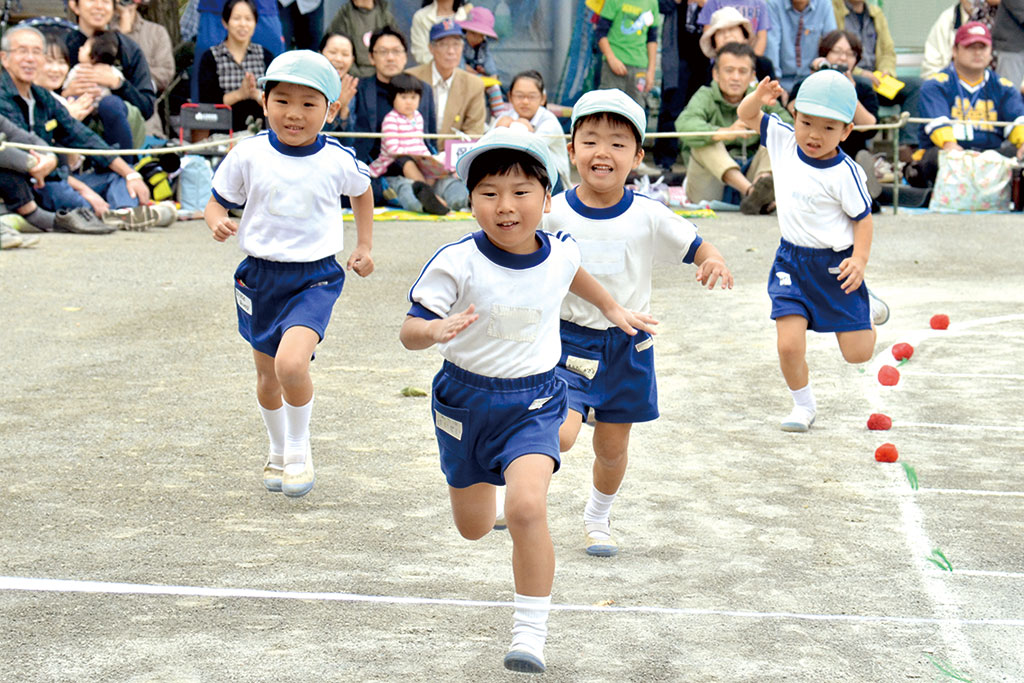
(600, 0), (660, 68)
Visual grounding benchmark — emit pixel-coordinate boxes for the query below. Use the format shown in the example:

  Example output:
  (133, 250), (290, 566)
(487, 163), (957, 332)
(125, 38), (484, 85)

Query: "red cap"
(955, 21), (992, 47)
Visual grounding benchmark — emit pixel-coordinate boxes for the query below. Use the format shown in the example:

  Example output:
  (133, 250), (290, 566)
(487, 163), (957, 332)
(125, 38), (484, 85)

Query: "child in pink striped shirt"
(369, 74), (450, 214)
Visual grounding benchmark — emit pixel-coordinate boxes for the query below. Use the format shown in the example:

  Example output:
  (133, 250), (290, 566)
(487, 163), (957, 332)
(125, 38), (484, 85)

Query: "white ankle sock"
(583, 485), (618, 538)
(789, 384), (816, 413)
(283, 397), (313, 467)
(258, 402), (286, 467)
(510, 593), (550, 661)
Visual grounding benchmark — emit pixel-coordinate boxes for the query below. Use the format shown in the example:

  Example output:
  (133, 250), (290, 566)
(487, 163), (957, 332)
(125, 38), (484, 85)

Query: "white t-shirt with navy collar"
(544, 188), (703, 330)
(407, 230), (582, 379)
(212, 130), (371, 262)
(760, 113), (872, 251)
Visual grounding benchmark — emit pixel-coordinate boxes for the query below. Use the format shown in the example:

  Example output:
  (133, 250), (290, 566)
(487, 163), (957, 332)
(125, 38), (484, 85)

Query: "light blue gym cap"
(571, 88), (647, 143)
(794, 69), (857, 124)
(257, 49), (341, 103)
(455, 127), (557, 190)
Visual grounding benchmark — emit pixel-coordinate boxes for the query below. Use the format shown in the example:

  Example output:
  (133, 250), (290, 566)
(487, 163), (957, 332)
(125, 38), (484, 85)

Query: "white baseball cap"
(570, 88), (647, 143)
(456, 127), (557, 190)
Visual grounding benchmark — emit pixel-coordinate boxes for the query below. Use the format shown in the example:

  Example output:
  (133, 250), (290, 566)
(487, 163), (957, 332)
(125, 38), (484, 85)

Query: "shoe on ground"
(263, 462), (283, 493)
(740, 174), (774, 215)
(413, 181), (449, 216)
(584, 525), (619, 557)
(54, 207), (116, 234)
(855, 150), (883, 199)
(151, 201), (177, 228)
(103, 205), (157, 231)
(780, 406), (816, 432)
(282, 447), (314, 498)
(493, 513), (507, 531)
(867, 288), (889, 326)
(503, 650), (545, 674)
(1, 224), (25, 249)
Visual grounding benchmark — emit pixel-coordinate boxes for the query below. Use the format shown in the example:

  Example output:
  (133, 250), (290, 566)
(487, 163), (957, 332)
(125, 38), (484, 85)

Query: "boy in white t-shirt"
(400, 128), (655, 674)
(205, 50), (375, 498)
(736, 71), (890, 433)
(545, 89), (733, 558)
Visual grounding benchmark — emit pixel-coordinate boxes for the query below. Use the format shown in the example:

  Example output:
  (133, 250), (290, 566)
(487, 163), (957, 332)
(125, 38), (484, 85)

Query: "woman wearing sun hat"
(701, 6), (776, 84)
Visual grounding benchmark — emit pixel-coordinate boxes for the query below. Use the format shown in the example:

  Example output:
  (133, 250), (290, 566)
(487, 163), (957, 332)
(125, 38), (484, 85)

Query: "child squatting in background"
(735, 70), (890, 432)
(400, 127), (657, 674)
(205, 50), (375, 497)
(546, 88), (734, 557)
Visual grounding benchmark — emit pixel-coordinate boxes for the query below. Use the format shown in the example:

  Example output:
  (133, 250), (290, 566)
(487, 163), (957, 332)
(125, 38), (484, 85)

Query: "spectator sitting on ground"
(491, 69), (573, 193)
(701, 6), (776, 83)
(492, 70), (571, 194)
(368, 73), (451, 214)
(410, 0), (471, 66)
(319, 32), (359, 131)
(192, 0), (283, 103)
(36, 38), (94, 121)
(63, 0), (157, 153)
(352, 26), (448, 213)
(0, 25), (152, 230)
(832, 0), (922, 145)
(676, 42), (790, 214)
(457, 6), (498, 78)
(117, 0), (174, 138)
(788, 30), (878, 160)
(765, 0), (837, 91)
(197, 0), (274, 136)
(699, 0), (772, 56)
(907, 21), (1024, 188)
(325, 0), (398, 78)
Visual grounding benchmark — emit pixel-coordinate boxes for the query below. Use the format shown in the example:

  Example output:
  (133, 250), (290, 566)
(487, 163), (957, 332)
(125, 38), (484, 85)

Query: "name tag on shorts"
(828, 267), (841, 275)
(435, 410), (463, 440)
(635, 337), (653, 352)
(528, 396), (552, 410)
(235, 288), (253, 315)
(566, 355), (599, 380)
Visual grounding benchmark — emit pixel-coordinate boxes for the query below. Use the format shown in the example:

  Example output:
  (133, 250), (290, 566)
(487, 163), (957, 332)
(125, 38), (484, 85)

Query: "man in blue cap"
(205, 49), (375, 498)
(737, 70), (889, 433)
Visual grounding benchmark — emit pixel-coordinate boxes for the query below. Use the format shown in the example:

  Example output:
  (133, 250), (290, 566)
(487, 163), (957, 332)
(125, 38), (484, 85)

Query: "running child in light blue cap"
(204, 49), (375, 498)
(402, 125), (657, 674)
(736, 73), (891, 433)
(546, 88), (733, 559)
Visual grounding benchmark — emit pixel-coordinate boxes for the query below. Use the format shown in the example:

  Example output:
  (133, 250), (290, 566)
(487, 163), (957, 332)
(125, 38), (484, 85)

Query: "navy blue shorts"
(555, 320), (658, 424)
(431, 361), (566, 489)
(233, 255), (345, 357)
(768, 239), (870, 333)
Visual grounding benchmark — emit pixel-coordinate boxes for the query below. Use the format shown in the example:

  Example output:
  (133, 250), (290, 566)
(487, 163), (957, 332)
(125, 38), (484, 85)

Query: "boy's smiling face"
(793, 110), (853, 160)
(470, 166), (551, 255)
(263, 81), (329, 147)
(568, 116), (643, 199)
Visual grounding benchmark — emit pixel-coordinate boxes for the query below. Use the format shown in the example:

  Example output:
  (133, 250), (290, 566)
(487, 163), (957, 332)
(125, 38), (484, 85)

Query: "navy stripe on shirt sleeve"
(211, 188), (245, 210)
(407, 302), (441, 320)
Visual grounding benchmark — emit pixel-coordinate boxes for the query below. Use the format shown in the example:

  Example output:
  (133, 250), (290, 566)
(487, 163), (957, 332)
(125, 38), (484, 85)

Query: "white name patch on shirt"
(435, 410), (463, 440)
(579, 239), (627, 275)
(487, 304), (542, 343)
(267, 186), (314, 219)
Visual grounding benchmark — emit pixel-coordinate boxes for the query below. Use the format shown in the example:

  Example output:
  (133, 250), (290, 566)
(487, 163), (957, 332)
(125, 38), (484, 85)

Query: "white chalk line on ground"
(892, 421), (1024, 433)
(915, 488), (1024, 498)
(900, 371), (1024, 381)
(937, 570), (1024, 579)
(2, 576), (1022, 627)
(860, 314), (1024, 671)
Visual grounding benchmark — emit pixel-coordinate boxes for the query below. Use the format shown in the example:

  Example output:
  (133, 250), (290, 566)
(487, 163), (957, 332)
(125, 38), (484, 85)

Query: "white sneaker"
(282, 444), (314, 497)
(780, 406), (816, 432)
(867, 288), (890, 326)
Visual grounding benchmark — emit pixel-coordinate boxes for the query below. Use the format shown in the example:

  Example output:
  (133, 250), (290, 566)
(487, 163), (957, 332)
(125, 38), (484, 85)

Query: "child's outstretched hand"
(837, 254), (867, 293)
(209, 215), (238, 242)
(347, 245), (374, 277)
(696, 258), (734, 290)
(607, 307), (658, 337)
(752, 76), (785, 106)
(431, 304), (479, 343)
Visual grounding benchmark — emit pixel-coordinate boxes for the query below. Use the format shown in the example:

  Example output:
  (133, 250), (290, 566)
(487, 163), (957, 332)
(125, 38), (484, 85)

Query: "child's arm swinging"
(347, 187), (375, 277)
(400, 305), (479, 350)
(692, 241), (735, 290)
(838, 214), (873, 294)
(204, 196), (238, 242)
(736, 76), (786, 137)
(569, 268), (659, 335)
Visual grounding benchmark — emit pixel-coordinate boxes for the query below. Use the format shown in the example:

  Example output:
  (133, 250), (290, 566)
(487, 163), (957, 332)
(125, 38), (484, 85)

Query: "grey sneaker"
(151, 201), (177, 228)
(103, 205), (157, 232)
(54, 207), (116, 234)
(867, 288), (890, 326)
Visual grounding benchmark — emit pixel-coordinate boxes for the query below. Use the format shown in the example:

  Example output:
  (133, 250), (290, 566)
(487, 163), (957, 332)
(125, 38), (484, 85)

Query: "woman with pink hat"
(457, 6), (498, 78)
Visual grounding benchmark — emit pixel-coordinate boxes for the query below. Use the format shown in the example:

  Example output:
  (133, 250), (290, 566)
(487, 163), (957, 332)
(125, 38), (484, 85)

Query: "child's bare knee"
(841, 346), (872, 364)
(504, 494), (546, 530)
(454, 519), (491, 541)
(274, 355), (310, 388)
